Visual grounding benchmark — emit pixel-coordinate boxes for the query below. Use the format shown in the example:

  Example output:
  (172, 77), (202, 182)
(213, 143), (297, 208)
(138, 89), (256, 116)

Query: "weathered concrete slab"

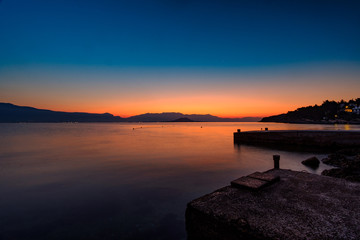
(231, 176), (269, 190)
(186, 169), (360, 240)
(248, 171), (279, 182)
(233, 130), (360, 149)
(231, 172), (280, 190)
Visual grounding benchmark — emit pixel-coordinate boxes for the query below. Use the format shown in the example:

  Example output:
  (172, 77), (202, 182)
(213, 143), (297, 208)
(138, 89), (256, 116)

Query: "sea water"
(1, 122), (359, 240)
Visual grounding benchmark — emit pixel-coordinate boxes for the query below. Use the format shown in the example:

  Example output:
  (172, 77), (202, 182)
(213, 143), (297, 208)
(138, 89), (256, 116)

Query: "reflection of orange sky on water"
(2, 122), (358, 187)
(1, 123), (244, 178)
(1, 65), (360, 118)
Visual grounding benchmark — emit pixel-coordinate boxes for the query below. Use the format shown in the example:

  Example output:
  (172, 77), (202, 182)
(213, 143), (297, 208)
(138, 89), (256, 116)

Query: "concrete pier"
(186, 169), (360, 240)
(234, 130), (360, 149)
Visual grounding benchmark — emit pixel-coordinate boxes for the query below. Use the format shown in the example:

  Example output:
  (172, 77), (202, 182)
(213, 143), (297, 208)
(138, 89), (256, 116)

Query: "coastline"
(260, 120), (360, 125)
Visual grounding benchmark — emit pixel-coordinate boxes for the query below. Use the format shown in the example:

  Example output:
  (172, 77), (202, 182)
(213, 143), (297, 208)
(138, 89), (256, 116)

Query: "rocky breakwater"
(321, 148), (360, 182)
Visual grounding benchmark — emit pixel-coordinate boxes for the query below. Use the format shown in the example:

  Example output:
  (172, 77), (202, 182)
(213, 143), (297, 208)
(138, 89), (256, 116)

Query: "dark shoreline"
(2, 121), (360, 124)
(260, 120), (360, 125)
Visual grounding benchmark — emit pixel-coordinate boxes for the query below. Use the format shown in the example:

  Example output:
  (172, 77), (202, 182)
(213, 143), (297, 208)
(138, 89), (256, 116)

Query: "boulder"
(302, 156), (320, 168)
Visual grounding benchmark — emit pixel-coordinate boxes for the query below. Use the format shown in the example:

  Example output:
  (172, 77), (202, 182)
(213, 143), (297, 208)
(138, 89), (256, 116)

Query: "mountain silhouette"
(126, 112), (261, 122)
(0, 103), (261, 122)
(0, 103), (123, 122)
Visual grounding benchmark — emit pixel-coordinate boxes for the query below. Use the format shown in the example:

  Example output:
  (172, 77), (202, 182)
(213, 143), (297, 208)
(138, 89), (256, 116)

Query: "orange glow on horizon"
(3, 97), (317, 119)
(4, 86), (359, 119)
(1, 64), (360, 119)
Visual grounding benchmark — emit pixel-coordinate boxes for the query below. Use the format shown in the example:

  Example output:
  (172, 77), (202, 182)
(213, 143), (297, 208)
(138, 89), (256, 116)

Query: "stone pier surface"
(186, 169), (360, 240)
(233, 130), (360, 148)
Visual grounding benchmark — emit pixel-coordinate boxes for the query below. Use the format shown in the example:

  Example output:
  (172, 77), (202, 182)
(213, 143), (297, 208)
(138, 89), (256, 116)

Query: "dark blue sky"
(0, 0), (360, 116)
(1, 0), (359, 68)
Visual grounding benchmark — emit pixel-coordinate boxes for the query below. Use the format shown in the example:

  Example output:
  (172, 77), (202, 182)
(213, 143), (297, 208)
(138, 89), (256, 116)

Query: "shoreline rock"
(302, 156), (320, 169)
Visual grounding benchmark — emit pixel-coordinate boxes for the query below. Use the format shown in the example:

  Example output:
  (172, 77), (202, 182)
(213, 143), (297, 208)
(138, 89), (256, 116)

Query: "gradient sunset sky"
(0, 0), (359, 118)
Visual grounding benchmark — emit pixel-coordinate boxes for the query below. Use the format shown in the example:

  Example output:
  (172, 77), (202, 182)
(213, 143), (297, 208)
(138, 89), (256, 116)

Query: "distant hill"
(0, 103), (123, 123)
(126, 112), (261, 122)
(0, 103), (262, 123)
(261, 99), (360, 124)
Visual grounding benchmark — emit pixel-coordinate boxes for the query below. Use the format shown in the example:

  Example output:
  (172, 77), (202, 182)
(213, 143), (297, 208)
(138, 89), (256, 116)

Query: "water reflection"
(0, 122), (359, 239)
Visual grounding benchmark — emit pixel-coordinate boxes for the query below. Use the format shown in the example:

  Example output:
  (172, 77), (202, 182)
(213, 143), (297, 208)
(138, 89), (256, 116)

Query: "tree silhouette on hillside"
(261, 98), (360, 123)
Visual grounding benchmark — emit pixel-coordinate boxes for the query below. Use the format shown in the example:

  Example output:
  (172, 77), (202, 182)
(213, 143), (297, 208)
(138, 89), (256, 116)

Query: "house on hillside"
(353, 106), (360, 115)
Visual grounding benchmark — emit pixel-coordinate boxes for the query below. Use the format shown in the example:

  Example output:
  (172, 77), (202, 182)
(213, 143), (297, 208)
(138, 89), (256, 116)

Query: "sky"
(0, 0), (359, 118)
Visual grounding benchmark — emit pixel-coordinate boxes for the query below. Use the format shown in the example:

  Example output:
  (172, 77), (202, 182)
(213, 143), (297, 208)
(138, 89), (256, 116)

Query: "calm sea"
(1, 122), (360, 240)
